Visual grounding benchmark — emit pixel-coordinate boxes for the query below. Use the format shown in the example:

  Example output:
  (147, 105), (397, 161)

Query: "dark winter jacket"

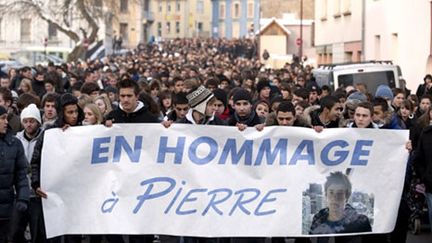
(310, 109), (340, 128)
(413, 125), (432, 193)
(0, 130), (30, 219)
(106, 101), (158, 124)
(309, 204), (372, 234)
(415, 83), (432, 98)
(228, 111), (262, 127)
(30, 125), (55, 191)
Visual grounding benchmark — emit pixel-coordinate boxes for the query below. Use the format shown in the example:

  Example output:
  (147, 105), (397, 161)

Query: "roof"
(258, 18), (292, 36)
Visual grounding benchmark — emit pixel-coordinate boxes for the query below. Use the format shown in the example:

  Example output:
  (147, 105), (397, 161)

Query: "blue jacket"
(0, 130), (30, 219)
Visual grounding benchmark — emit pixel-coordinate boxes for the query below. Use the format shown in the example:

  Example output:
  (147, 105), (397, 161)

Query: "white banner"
(41, 124), (409, 238)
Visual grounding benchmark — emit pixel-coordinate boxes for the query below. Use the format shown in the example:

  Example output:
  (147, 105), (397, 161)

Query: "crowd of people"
(0, 37), (431, 243)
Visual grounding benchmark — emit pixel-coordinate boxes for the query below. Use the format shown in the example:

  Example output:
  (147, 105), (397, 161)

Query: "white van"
(11, 46), (71, 66)
(312, 61), (402, 94)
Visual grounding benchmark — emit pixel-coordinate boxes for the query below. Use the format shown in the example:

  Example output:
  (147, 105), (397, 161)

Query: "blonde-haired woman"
(94, 94), (113, 118)
(83, 103), (103, 125)
(18, 78), (34, 95)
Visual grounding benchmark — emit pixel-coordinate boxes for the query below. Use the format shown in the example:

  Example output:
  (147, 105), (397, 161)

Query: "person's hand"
(161, 120), (173, 128)
(236, 123), (247, 131)
(35, 188), (47, 199)
(255, 123), (265, 131)
(61, 124), (70, 131)
(405, 140), (412, 152)
(104, 119), (113, 127)
(16, 200), (28, 212)
(313, 126), (324, 133)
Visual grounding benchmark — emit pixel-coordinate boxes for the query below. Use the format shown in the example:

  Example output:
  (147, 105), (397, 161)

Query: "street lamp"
(299, 0), (303, 61)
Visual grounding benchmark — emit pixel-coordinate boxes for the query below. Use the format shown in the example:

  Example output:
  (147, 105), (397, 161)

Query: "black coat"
(106, 103), (159, 124)
(228, 111), (262, 127)
(416, 84), (432, 98)
(413, 125), (432, 193)
(0, 131), (29, 219)
(309, 204), (372, 234)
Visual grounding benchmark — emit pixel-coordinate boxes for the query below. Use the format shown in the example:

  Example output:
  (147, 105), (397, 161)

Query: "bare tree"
(0, 0), (119, 61)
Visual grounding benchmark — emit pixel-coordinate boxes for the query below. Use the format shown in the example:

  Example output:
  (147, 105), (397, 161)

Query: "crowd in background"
(0, 37), (432, 243)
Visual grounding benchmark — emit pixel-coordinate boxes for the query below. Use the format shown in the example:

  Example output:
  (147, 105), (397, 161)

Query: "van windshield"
(338, 71), (396, 94)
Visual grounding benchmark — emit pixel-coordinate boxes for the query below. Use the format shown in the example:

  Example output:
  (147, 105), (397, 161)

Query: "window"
(159, 1), (163, 12)
(197, 22), (203, 33)
(247, 2), (254, 18)
(166, 22), (171, 34)
(144, 0), (150, 11)
(220, 3), (225, 19)
(176, 21), (180, 34)
(167, 2), (171, 12)
(48, 23), (58, 40)
(120, 0), (128, 12)
(176, 0), (181, 11)
(321, 0), (328, 20)
(333, 0), (341, 18)
(233, 2), (240, 18)
(375, 35), (381, 60)
(20, 19), (31, 42)
(157, 22), (162, 36)
(0, 18), (2, 40)
(120, 23), (128, 41)
(338, 71), (396, 94)
(197, 0), (204, 14)
(342, 0), (351, 15)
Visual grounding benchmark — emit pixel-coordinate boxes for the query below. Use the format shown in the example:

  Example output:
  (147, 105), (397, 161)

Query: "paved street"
(407, 232), (432, 243)
(407, 225), (432, 243)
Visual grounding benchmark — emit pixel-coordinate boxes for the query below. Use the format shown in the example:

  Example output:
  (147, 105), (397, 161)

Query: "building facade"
(314, 0), (362, 65)
(150, 0), (212, 40)
(211, 0), (260, 38)
(260, 0), (315, 19)
(259, 14), (315, 67)
(364, 0), (430, 90)
(113, 0), (146, 48)
(0, 0), (149, 57)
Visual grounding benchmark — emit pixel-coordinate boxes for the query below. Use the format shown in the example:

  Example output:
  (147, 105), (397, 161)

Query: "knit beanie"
(375, 85), (393, 100)
(20, 104), (41, 124)
(186, 85), (214, 115)
(256, 79), (271, 93)
(233, 88), (252, 103)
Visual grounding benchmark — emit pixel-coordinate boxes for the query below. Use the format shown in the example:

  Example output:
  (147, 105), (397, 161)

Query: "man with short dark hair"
(31, 93), (84, 243)
(164, 92), (189, 122)
(228, 88), (264, 131)
(347, 102), (378, 128)
(267, 101), (304, 127)
(308, 96), (343, 132)
(372, 97), (402, 129)
(105, 79), (158, 243)
(41, 93), (58, 129)
(106, 79), (158, 124)
(292, 88), (309, 106)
